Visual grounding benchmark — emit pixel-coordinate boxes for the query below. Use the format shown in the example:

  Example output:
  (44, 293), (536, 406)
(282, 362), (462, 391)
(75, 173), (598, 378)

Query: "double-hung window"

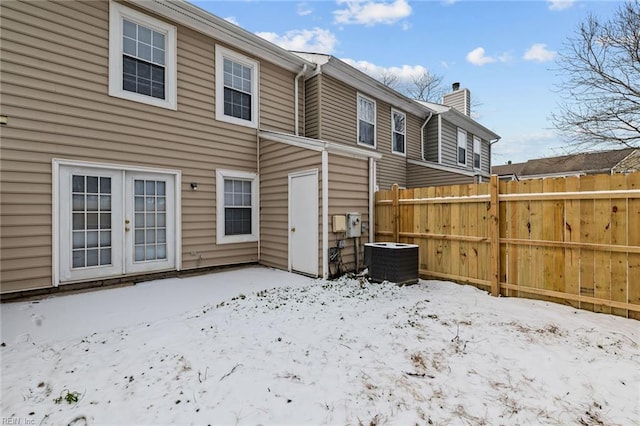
(473, 136), (482, 170)
(457, 128), (467, 166)
(216, 170), (259, 244)
(391, 109), (406, 155)
(357, 94), (376, 147)
(215, 45), (259, 128)
(109, 2), (177, 109)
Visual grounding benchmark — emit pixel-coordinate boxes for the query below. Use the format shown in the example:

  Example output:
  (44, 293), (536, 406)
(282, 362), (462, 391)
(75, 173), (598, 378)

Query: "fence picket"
(374, 172), (640, 318)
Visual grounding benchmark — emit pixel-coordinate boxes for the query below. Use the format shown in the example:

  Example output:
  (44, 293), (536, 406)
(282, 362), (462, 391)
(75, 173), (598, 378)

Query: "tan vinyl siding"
(260, 60), (296, 132)
(424, 119), (439, 162)
(440, 118), (460, 166)
(328, 154), (369, 273)
(406, 163), (475, 188)
(259, 140), (322, 271)
(318, 75), (358, 144)
(481, 139), (491, 174)
(0, 0), (298, 293)
(405, 113), (424, 162)
(303, 75), (320, 139)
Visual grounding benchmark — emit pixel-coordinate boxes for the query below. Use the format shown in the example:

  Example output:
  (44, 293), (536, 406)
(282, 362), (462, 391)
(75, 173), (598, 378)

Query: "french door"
(58, 165), (176, 283)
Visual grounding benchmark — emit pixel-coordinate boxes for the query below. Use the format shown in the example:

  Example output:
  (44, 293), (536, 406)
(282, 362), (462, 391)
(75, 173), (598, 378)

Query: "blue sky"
(192, 0), (622, 164)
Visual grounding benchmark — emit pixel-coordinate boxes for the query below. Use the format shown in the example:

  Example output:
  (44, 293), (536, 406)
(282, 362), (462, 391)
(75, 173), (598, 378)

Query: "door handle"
(125, 219), (130, 232)
(291, 227), (296, 232)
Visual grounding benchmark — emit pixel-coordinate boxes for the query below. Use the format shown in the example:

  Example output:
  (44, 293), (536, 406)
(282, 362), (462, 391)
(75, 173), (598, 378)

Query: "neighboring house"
(492, 148), (640, 181)
(0, 0), (380, 295)
(292, 53), (501, 189)
(414, 84), (501, 187)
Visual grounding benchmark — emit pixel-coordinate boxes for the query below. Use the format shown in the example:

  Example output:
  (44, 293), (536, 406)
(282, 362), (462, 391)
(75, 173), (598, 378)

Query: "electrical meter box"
(346, 212), (362, 237)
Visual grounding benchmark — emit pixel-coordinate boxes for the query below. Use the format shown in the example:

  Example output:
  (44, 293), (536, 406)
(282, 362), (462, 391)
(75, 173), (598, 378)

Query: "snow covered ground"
(1, 266), (639, 425)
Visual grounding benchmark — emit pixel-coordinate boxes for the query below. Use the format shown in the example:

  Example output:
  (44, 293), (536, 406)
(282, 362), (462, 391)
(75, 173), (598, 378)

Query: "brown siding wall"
(303, 75), (320, 139)
(0, 0), (298, 293)
(405, 113), (424, 162)
(328, 154), (370, 274)
(259, 140), (321, 271)
(406, 163), (475, 188)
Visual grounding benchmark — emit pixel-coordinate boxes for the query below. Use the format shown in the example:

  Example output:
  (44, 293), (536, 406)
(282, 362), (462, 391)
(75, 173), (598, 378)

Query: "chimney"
(443, 82), (471, 116)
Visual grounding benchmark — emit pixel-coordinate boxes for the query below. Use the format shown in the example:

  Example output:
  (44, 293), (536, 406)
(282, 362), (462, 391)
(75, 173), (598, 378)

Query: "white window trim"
(216, 169), (259, 244)
(391, 108), (406, 156)
(457, 128), (467, 166)
(473, 135), (482, 170)
(108, 2), (177, 110)
(357, 93), (376, 148)
(215, 45), (259, 129)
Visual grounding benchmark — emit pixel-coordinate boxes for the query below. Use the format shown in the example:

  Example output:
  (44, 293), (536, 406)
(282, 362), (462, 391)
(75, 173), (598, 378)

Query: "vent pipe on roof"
(452, 82), (460, 91)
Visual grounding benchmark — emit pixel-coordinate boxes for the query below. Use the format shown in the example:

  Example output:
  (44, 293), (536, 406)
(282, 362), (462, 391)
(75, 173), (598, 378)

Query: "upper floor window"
(457, 128), (467, 165)
(357, 94), (376, 147)
(109, 2), (177, 110)
(215, 45), (259, 128)
(391, 109), (406, 155)
(473, 136), (482, 170)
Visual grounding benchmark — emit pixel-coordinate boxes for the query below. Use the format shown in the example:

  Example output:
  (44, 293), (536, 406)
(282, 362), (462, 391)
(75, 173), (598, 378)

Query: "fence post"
(489, 175), (500, 296)
(392, 183), (400, 242)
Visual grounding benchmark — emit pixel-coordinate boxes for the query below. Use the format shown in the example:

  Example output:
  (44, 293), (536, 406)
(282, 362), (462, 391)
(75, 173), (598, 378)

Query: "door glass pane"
(70, 174), (112, 269)
(133, 179), (167, 262)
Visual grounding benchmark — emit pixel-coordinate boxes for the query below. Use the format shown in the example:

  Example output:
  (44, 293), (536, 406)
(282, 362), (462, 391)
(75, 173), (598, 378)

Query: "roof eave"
(130, 0), (313, 73)
(320, 57), (434, 119)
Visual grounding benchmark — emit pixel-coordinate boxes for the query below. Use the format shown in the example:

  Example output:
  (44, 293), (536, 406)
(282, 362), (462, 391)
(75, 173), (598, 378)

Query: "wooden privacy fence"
(375, 173), (640, 319)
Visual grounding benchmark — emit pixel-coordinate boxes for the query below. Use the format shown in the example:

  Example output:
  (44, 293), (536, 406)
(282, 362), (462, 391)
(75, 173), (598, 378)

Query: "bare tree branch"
(552, 1), (640, 149)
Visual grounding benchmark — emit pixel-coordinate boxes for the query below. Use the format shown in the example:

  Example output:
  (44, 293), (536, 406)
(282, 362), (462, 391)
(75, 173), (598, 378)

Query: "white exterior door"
(58, 165), (176, 283)
(124, 172), (176, 274)
(289, 170), (318, 276)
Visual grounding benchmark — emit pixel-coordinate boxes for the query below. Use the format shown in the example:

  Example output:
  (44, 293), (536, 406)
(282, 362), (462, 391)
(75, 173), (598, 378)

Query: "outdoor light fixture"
(190, 182), (198, 190)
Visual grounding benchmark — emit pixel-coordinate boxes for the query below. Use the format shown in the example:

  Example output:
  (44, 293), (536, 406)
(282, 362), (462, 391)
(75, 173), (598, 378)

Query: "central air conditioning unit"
(364, 243), (419, 285)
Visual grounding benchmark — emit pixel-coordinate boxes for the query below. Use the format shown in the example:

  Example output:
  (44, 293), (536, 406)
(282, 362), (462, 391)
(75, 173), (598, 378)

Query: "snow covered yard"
(1, 266), (639, 425)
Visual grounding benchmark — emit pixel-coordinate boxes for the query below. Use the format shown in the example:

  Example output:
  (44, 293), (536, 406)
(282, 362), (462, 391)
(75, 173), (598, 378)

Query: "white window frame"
(457, 128), (467, 166)
(215, 45), (259, 128)
(391, 109), (406, 156)
(216, 169), (259, 244)
(357, 93), (376, 148)
(108, 2), (177, 110)
(473, 135), (482, 170)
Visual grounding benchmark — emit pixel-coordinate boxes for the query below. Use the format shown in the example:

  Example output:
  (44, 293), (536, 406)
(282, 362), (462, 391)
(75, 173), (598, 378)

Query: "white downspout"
(437, 114), (442, 164)
(294, 64), (308, 136)
(368, 157), (376, 243)
(322, 149), (329, 278)
(420, 112), (433, 161)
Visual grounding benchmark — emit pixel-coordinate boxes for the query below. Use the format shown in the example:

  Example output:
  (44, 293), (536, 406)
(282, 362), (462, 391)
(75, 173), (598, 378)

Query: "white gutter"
(420, 112), (433, 161)
(294, 64), (308, 135)
(322, 150), (329, 278)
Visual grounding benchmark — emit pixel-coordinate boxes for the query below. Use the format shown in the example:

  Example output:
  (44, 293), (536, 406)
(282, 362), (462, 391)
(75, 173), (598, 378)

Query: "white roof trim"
(259, 130), (382, 160)
(130, 0), (313, 73)
(408, 159), (489, 178)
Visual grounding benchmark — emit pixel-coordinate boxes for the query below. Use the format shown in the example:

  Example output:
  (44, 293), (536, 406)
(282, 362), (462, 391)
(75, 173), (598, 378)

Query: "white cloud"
(334, 0), (412, 26)
(547, 0), (575, 11)
(297, 2), (313, 16)
(466, 47), (496, 66)
(341, 58), (431, 83)
(224, 16), (240, 26)
(523, 43), (557, 62)
(256, 28), (338, 54)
